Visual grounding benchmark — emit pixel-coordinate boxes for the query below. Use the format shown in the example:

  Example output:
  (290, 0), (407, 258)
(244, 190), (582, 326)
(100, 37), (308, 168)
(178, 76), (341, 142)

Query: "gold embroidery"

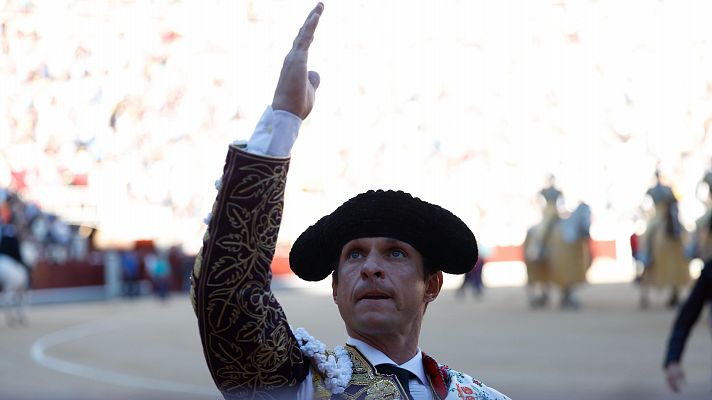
(365, 380), (400, 400)
(193, 250), (203, 279)
(312, 364), (333, 399)
(194, 148), (304, 398)
(190, 246), (203, 316)
(311, 345), (404, 399)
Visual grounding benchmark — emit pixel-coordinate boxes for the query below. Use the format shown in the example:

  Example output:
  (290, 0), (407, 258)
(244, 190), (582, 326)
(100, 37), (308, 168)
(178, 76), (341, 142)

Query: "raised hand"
(272, 2), (323, 120)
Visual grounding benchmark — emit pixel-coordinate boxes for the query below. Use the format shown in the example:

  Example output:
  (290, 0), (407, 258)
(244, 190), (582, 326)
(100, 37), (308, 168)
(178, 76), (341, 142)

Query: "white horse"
(0, 254), (29, 325)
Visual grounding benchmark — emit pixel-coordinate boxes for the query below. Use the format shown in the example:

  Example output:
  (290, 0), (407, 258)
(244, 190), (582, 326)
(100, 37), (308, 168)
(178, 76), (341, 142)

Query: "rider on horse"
(639, 169), (690, 308)
(529, 174), (563, 263)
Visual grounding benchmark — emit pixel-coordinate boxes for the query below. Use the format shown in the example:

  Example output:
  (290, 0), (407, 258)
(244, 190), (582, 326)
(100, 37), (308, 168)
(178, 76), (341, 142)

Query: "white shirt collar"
(346, 337), (428, 386)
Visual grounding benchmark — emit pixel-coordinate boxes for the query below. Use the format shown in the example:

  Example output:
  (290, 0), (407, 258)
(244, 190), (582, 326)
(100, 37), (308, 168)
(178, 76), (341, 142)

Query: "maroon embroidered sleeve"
(191, 145), (308, 399)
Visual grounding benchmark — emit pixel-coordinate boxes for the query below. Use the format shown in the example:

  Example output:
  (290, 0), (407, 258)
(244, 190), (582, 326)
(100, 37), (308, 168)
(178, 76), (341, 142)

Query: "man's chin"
(352, 312), (397, 333)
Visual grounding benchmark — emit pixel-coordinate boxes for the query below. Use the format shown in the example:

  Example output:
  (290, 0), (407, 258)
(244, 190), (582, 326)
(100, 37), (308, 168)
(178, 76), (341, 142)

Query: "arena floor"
(1, 282), (710, 400)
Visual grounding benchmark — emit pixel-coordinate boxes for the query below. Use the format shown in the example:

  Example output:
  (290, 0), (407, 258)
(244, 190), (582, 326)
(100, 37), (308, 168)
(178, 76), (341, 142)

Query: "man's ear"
(424, 271), (443, 303)
(332, 274), (338, 303)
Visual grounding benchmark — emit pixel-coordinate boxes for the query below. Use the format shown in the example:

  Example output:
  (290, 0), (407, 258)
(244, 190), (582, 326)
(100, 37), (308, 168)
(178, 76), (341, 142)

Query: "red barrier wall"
(487, 240), (616, 262)
(270, 240), (618, 276)
(26, 241), (617, 285)
(32, 260), (104, 289)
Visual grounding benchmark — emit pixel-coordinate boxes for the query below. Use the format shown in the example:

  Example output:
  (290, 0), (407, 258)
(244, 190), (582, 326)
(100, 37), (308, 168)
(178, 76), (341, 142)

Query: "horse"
(0, 254), (29, 325)
(638, 200), (690, 309)
(524, 202), (592, 309)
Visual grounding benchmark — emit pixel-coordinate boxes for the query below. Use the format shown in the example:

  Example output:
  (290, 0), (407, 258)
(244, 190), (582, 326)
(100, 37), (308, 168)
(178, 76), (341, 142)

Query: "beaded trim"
(292, 327), (353, 394)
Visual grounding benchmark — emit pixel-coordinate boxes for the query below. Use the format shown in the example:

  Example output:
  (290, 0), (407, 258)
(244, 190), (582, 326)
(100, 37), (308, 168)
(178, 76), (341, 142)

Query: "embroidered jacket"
(309, 345), (510, 400)
(192, 145), (510, 400)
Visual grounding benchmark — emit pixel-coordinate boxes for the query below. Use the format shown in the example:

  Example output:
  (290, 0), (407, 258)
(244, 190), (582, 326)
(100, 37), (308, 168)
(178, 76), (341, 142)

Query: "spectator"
(457, 256), (486, 300)
(120, 250), (140, 298)
(145, 249), (170, 301)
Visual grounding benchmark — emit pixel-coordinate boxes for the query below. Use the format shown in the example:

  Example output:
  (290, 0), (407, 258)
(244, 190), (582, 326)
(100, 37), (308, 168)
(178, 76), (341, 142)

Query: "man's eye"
(348, 250), (362, 259)
(390, 249), (406, 258)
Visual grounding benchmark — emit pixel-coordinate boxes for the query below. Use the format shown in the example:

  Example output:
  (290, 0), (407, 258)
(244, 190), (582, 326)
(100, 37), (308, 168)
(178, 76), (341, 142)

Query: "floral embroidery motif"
(192, 147), (307, 398)
(445, 370), (511, 400)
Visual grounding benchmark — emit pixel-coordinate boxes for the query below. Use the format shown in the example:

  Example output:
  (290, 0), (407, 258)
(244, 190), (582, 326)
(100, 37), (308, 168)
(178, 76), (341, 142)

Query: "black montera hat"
(289, 190), (478, 281)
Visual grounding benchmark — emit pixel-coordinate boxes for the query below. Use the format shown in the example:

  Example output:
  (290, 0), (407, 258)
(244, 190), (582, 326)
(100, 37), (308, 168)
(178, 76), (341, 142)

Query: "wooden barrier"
(270, 239), (618, 276)
(32, 260), (104, 289)
(26, 240), (617, 286)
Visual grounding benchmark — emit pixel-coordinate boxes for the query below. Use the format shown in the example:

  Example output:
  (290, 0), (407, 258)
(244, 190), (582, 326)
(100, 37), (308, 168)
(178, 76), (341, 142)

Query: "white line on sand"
(30, 316), (219, 396)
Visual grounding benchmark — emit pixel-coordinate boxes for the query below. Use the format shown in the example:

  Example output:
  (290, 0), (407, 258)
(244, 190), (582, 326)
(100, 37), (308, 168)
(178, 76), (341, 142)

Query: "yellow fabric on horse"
(642, 209), (690, 288)
(524, 218), (591, 288)
(546, 222), (591, 288)
(524, 224), (549, 284)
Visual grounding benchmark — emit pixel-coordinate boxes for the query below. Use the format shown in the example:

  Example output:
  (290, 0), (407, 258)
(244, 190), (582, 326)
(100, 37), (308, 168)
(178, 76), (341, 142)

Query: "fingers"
(293, 2), (324, 52)
(666, 375), (679, 392)
(665, 365), (685, 393)
(308, 71), (320, 90)
(271, 3), (323, 118)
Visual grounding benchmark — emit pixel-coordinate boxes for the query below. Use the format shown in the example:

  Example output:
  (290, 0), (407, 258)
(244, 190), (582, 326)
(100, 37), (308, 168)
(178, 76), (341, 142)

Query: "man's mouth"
(357, 291), (392, 302)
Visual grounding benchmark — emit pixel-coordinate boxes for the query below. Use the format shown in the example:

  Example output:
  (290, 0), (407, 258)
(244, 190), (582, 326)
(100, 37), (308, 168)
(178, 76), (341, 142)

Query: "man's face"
(332, 237), (442, 338)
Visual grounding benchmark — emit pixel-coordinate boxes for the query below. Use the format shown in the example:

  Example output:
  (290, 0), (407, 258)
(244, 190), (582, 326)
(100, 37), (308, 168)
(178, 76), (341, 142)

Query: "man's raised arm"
(191, 4), (323, 398)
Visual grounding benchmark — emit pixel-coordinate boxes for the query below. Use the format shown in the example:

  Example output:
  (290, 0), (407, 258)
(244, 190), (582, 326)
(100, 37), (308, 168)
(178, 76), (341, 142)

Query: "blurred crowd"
(0, 187), (90, 266)
(116, 244), (193, 300)
(0, 0), (233, 251)
(2, 0), (712, 253)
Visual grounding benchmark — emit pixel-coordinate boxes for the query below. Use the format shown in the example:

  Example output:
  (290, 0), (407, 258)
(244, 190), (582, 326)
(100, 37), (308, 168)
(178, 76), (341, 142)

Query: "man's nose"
(360, 254), (385, 279)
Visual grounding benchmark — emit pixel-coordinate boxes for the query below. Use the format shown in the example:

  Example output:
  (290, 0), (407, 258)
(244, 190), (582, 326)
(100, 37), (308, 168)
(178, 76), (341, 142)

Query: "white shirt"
(241, 106), (302, 157)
